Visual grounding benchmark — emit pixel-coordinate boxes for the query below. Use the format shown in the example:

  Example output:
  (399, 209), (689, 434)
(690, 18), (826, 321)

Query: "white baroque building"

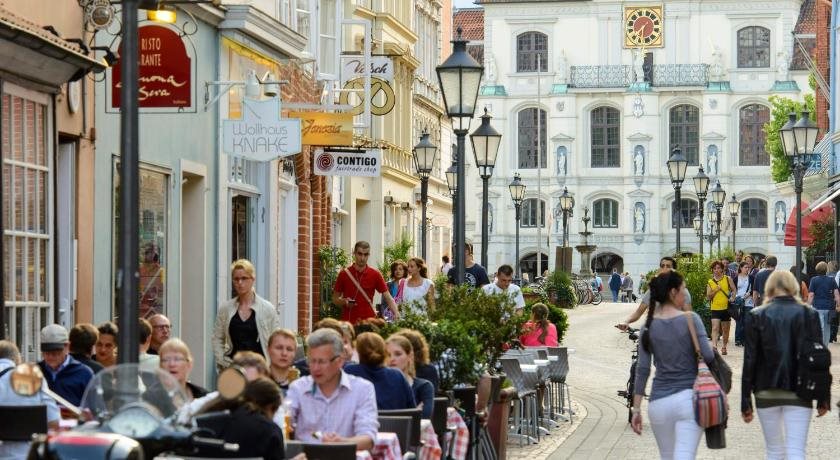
(466, 0), (810, 279)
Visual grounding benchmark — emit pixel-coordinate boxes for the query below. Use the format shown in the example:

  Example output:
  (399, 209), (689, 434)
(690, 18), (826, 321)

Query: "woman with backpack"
(742, 270), (829, 459)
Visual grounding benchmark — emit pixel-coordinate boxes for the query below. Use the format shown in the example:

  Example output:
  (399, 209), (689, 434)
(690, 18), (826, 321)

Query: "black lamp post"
(728, 194), (740, 253)
(559, 187), (574, 246)
(667, 148), (689, 256)
(412, 131), (438, 261)
(445, 163), (457, 255)
(509, 173), (527, 280)
(780, 112), (819, 278)
(693, 167), (710, 256)
(437, 28), (483, 285)
(710, 180), (726, 254)
(471, 109), (502, 268)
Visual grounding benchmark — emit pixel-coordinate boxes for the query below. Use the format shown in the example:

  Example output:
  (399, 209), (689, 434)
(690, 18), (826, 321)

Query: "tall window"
(737, 26), (770, 68)
(295, 0), (310, 37)
(591, 107), (620, 168)
(318, 0), (338, 78)
(671, 199), (699, 228)
(521, 198), (545, 228)
(516, 32), (547, 72)
(518, 108), (547, 169)
(669, 105), (700, 165)
(593, 199), (619, 228)
(739, 104), (770, 166)
(741, 199), (768, 228)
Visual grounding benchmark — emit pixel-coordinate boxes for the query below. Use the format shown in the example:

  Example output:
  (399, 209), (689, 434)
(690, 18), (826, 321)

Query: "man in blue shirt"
(37, 324), (93, 407)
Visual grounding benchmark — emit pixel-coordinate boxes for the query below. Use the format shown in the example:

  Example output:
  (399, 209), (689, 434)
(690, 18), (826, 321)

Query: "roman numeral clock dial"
(624, 6), (663, 48)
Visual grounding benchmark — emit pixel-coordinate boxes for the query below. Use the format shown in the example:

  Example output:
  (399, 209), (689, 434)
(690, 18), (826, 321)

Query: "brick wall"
(815, 0), (830, 134)
(278, 64), (330, 334)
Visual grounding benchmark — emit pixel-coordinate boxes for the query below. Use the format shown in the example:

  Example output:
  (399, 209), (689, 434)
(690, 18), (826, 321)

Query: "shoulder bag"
(343, 268), (376, 318)
(685, 312), (728, 429)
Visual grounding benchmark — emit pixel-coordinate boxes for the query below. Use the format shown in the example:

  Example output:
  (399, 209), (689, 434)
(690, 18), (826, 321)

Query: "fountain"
(575, 206), (597, 276)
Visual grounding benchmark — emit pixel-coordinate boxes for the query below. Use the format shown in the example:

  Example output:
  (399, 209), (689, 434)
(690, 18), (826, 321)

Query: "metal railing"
(651, 64), (708, 87)
(568, 64), (710, 88)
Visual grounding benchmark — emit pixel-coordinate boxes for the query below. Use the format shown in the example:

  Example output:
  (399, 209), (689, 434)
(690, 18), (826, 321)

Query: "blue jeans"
(735, 305), (752, 344)
(611, 289), (619, 302)
(816, 309), (835, 345)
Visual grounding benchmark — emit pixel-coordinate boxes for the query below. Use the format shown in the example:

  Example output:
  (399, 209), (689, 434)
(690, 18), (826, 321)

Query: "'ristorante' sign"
(112, 25), (191, 108)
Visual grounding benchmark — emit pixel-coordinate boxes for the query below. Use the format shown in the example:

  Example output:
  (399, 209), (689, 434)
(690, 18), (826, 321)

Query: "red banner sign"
(112, 25), (191, 108)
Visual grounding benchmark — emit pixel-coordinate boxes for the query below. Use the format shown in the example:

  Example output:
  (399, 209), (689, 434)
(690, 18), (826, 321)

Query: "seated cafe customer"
(345, 332), (416, 411)
(286, 329), (379, 451)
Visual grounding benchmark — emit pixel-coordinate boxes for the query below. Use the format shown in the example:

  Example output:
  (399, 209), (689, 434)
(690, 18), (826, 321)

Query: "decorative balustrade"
(651, 64), (709, 87)
(568, 64), (710, 88)
(382, 145), (415, 177)
(570, 65), (632, 88)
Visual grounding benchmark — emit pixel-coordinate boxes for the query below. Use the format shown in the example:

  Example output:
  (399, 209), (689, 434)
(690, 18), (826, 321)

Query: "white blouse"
(400, 278), (433, 315)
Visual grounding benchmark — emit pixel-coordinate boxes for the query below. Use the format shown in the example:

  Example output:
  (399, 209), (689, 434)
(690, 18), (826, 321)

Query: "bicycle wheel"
(626, 361), (637, 423)
(592, 291), (602, 305)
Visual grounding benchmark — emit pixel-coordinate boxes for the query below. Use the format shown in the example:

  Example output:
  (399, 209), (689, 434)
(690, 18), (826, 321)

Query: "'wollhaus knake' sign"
(112, 25), (191, 108)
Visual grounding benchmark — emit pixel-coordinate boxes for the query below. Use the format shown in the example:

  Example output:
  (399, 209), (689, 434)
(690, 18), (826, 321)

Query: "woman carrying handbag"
(631, 271), (716, 459)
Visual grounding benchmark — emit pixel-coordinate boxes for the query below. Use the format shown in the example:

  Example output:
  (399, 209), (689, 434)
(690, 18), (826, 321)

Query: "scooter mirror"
(10, 363), (43, 396)
(217, 366), (247, 400)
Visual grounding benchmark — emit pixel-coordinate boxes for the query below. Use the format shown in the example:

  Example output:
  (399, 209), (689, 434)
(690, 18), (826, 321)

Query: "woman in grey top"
(631, 271), (715, 459)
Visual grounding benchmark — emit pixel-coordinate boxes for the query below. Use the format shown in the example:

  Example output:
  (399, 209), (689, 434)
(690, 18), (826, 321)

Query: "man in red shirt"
(332, 241), (399, 324)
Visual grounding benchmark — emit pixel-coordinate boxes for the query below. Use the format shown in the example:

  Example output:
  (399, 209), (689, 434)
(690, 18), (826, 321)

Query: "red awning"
(784, 201), (834, 246)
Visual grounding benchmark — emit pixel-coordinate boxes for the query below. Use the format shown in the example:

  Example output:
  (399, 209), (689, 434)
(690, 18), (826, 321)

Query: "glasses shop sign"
(313, 148), (381, 177)
(222, 98), (301, 161)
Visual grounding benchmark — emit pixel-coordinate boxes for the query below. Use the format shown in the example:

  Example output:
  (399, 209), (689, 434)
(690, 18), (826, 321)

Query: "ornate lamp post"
(559, 187), (574, 246)
(667, 148), (689, 256)
(780, 112), (819, 278)
(707, 213), (719, 258)
(728, 194), (741, 253)
(445, 163), (457, 252)
(470, 109), (502, 267)
(412, 131), (438, 261)
(509, 173), (527, 280)
(693, 167), (710, 256)
(437, 28), (483, 284)
(710, 180), (726, 254)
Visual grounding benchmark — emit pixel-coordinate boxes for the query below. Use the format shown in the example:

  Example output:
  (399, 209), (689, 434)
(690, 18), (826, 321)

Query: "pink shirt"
(519, 321), (559, 347)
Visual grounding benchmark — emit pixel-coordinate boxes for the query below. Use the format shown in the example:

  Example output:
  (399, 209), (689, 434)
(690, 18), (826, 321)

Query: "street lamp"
(710, 180), (726, 254)
(471, 109), (502, 268)
(667, 148), (689, 256)
(693, 167), (710, 256)
(445, 163), (457, 253)
(708, 213), (720, 258)
(437, 27), (483, 284)
(559, 187), (574, 246)
(728, 194), (740, 253)
(780, 112), (819, 278)
(509, 173), (527, 280)
(412, 131), (438, 261)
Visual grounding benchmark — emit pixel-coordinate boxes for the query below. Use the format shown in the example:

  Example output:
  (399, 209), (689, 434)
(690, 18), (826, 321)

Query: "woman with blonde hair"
(159, 338), (207, 400)
(742, 270), (828, 459)
(266, 328), (300, 392)
(395, 328), (439, 393)
(386, 334), (434, 417)
(212, 259), (281, 371)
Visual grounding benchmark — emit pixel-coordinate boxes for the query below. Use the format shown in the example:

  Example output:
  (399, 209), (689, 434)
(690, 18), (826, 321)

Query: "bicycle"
(616, 326), (640, 423)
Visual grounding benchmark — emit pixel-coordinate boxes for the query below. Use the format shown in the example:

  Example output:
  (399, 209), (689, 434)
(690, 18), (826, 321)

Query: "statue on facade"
(706, 145), (719, 176)
(775, 201), (787, 233)
(485, 52), (498, 84)
(633, 145), (645, 176)
(634, 203), (645, 233)
(633, 48), (646, 83)
(488, 202), (494, 234)
(557, 146), (567, 176)
(555, 49), (568, 84)
(776, 49), (790, 81)
(709, 45), (725, 81)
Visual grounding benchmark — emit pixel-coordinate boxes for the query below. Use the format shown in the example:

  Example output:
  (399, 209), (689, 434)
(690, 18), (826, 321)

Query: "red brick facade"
(815, 0), (830, 134)
(279, 64), (331, 334)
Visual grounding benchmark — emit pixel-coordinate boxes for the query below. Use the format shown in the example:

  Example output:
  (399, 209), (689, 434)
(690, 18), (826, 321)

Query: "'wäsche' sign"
(222, 98), (301, 161)
(313, 148), (381, 177)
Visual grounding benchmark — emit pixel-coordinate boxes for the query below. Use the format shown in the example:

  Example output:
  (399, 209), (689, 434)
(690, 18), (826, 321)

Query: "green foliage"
(378, 235), (414, 276)
(765, 94), (816, 183)
(676, 255), (714, 334)
(805, 211), (835, 261)
(545, 270), (577, 308)
(318, 246), (349, 319)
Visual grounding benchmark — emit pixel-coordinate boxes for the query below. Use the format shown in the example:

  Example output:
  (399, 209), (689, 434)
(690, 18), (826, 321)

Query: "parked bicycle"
(616, 326), (640, 423)
(572, 279), (602, 305)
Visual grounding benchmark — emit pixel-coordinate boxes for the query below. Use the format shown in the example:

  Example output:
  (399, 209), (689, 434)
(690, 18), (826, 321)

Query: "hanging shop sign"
(222, 98), (301, 161)
(111, 24), (193, 109)
(340, 56), (394, 86)
(288, 112), (353, 146)
(339, 78), (395, 116)
(313, 148), (381, 177)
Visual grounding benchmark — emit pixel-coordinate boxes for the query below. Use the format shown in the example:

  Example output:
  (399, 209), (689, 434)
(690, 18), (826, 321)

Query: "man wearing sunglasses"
(616, 257), (692, 331)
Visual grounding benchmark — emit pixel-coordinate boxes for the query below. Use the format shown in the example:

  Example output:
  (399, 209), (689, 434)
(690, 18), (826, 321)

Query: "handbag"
(727, 296), (744, 322)
(685, 312), (728, 428)
(796, 335), (832, 402)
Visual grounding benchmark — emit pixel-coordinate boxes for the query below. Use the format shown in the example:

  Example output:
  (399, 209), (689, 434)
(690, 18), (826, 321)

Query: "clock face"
(624, 6), (663, 47)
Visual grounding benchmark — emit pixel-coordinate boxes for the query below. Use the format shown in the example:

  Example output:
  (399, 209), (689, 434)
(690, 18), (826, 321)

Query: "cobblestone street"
(542, 302), (840, 459)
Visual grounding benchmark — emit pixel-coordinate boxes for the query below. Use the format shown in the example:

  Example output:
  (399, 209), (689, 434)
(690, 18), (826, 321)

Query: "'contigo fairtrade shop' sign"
(288, 112), (353, 146)
(222, 98), (302, 161)
(313, 148), (381, 177)
(112, 25), (192, 108)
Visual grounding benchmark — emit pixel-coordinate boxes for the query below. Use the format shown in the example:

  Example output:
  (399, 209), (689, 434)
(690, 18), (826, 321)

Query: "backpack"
(796, 338), (832, 401)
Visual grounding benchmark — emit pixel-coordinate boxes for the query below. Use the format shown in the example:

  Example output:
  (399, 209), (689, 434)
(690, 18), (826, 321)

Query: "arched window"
(739, 104), (770, 166)
(671, 198), (699, 228)
(592, 199), (619, 228)
(737, 26), (770, 68)
(517, 32), (547, 72)
(521, 198), (545, 228)
(591, 107), (620, 168)
(740, 199), (768, 228)
(518, 108), (547, 168)
(669, 105), (700, 165)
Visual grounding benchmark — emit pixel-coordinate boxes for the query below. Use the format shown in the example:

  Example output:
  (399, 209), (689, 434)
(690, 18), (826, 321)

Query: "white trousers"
(647, 389), (704, 460)
(756, 405), (812, 460)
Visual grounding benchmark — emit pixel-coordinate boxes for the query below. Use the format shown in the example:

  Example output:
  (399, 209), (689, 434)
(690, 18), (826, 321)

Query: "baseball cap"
(40, 324), (69, 352)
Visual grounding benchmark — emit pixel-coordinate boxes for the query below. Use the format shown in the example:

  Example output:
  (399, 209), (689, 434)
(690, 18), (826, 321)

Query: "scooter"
(8, 362), (247, 459)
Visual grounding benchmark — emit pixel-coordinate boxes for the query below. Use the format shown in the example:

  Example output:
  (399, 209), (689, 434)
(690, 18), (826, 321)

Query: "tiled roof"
(0, 5), (91, 58)
(453, 8), (483, 41)
(794, 0), (816, 34)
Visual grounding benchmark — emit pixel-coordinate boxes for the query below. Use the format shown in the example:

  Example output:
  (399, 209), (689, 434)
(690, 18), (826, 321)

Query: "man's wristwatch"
(631, 407), (641, 414)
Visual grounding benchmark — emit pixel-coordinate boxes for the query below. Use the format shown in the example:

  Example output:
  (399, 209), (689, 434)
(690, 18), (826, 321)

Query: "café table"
(446, 407), (469, 460)
(357, 431), (401, 460)
(418, 419), (442, 460)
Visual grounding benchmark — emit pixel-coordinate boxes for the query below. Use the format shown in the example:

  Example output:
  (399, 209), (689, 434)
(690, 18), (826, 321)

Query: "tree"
(764, 94), (815, 183)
